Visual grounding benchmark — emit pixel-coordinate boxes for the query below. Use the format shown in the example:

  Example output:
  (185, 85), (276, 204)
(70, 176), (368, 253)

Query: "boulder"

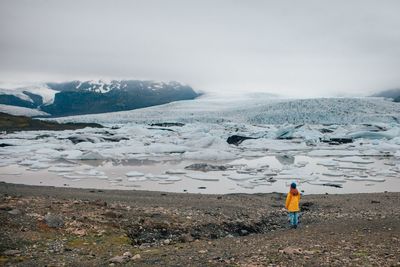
(44, 214), (64, 228)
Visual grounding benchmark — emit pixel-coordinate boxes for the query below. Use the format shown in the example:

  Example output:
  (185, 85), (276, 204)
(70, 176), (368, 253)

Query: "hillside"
(0, 112), (102, 132)
(0, 80), (199, 117)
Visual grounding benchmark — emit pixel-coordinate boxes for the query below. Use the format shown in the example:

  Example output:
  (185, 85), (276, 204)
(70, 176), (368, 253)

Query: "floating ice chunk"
(54, 162), (77, 167)
(322, 171), (344, 177)
(241, 151), (267, 157)
(316, 160), (338, 167)
(185, 174), (219, 181)
(108, 177), (124, 183)
(320, 179), (346, 183)
(127, 176), (147, 182)
(145, 144), (187, 154)
(62, 174), (87, 179)
(184, 135), (227, 149)
(348, 127), (400, 140)
(275, 175), (299, 180)
(61, 150), (83, 160)
(334, 156), (374, 164)
(228, 174), (264, 181)
(263, 171), (278, 176)
(345, 177), (385, 182)
(19, 160), (37, 166)
(236, 182), (255, 189)
(295, 161), (309, 167)
(158, 181), (175, 185)
(308, 150), (359, 157)
(76, 169), (106, 177)
(48, 166), (75, 173)
(337, 164), (368, 170)
(165, 169), (186, 174)
(183, 150), (237, 161)
(35, 148), (61, 159)
(293, 127), (323, 141)
(150, 175), (171, 180)
(124, 184), (141, 188)
(307, 181), (343, 188)
(126, 171), (145, 177)
(236, 168), (258, 174)
(164, 176), (182, 181)
(80, 151), (104, 160)
(375, 170), (398, 177)
(29, 162), (50, 169)
(248, 177), (270, 184)
(184, 163), (227, 172)
(275, 126), (296, 139)
(0, 172), (22, 176)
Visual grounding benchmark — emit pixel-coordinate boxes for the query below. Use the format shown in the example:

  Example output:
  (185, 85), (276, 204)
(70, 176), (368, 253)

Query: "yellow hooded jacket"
(285, 191), (300, 212)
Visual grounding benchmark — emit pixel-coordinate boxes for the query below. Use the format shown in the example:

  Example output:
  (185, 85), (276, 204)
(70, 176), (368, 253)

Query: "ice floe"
(126, 171), (145, 177)
(185, 174), (219, 181)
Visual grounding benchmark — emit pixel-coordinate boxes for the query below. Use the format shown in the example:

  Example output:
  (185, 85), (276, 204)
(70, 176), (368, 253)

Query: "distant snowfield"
(1, 94), (400, 194)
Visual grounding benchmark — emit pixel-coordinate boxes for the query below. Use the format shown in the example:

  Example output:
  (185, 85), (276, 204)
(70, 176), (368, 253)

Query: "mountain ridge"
(0, 80), (199, 117)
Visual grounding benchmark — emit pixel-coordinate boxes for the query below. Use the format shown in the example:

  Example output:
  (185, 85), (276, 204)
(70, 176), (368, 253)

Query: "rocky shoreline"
(0, 182), (399, 266)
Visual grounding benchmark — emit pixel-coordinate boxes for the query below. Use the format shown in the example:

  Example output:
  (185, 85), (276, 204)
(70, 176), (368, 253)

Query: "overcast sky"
(0, 0), (399, 97)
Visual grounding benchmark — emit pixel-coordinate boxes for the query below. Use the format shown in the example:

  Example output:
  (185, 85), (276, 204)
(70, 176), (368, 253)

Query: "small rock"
(179, 234), (194, 243)
(103, 210), (122, 218)
(132, 254), (141, 260)
(44, 214), (64, 228)
(3, 249), (21, 256)
(163, 239), (171, 245)
(8, 209), (21, 215)
(122, 251), (132, 258)
(198, 250), (207, 254)
(240, 229), (249, 236)
(109, 256), (127, 263)
(139, 243), (151, 249)
(281, 247), (303, 255)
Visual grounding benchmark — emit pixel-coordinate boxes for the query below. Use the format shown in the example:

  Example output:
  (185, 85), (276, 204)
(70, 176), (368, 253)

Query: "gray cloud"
(1, 0), (400, 96)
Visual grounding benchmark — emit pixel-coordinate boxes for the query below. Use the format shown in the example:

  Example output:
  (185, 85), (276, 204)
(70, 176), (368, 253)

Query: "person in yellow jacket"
(285, 182), (300, 229)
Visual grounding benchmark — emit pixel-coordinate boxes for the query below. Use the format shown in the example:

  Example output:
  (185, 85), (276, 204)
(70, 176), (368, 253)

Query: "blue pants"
(289, 212), (299, 226)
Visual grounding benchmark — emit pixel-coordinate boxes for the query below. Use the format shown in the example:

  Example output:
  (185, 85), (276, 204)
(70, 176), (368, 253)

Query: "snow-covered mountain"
(0, 80), (199, 117)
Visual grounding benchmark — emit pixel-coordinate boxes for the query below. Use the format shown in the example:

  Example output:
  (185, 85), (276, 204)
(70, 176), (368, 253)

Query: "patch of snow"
(0, 104), (49, 117)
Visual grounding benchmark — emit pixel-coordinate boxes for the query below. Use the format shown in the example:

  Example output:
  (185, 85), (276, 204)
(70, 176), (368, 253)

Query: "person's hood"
(290, 188), (299, 196)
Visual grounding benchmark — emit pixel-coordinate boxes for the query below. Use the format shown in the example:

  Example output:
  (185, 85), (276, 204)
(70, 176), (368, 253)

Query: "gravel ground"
(0, 182), (399, 266)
